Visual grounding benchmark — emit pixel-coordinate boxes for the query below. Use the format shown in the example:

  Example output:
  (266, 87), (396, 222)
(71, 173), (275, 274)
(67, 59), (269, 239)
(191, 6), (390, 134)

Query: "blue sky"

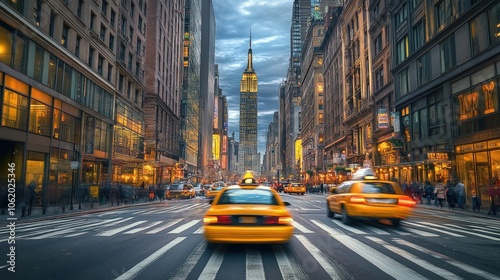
(212, 0), (294, 155)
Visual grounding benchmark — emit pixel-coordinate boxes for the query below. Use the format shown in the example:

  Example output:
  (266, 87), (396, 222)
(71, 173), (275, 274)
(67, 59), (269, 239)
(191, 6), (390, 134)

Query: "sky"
(212, 0), (294, 156)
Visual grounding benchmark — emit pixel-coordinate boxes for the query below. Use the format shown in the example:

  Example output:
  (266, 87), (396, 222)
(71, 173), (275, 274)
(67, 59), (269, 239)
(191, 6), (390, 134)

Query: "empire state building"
(239, 34), (258, 172)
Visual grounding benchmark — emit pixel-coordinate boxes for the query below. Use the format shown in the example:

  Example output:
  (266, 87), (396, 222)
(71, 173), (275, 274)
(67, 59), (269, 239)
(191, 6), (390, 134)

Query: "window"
(110, 10), (116, 28)
(398, 68), (409, 97)
(49, 12), (55, 37)
(417, 52), (431, 86)
(100, 24), (106, 42)
(107, 65), (113, 82)
(435, 0), (458, 31)
(121, 16), (127, 35)
(13, 33), (28, 74)
(109, 34), (114, 52)
(412, 19), (425, 51)
(470, 12), (489, 55)
(29, 99), (51, 137)
(119, 43), (125, 61)
(75, 36), (81, 58)
(88, 47), (94, 67)
(440, 34), (456, 73)
(98, 55), (103, 75)
(61, 24), (69, 47)
(36, 1), (42, 26)
(394, 4), (408, 29)
(128, 52), (133, 70)
(488, 3), (500, 46)
(319, 113), (323, 124)
(90, 12), (96, 31)
(77, 0), (83, 18)
(60, 113), (79, 143)
(375, 67), (384, 90)
(374, 33), (382, 55)
(2, 89), (28, 130)
(101, 1), (108, 16)
(396, 36), (409, 64)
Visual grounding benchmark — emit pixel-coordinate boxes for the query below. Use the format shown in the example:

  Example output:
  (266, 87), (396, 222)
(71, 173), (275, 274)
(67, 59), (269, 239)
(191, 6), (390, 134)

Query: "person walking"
(446, 181), (457, 209)
(455, 180), (466, 210)
(424, 181), (433, 205)
(487, 184), (497, 215)
(434, 180), (446, 208)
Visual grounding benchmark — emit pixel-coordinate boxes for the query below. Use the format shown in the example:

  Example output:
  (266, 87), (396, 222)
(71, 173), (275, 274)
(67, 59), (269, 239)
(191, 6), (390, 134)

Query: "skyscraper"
(239, 34), (258, 173)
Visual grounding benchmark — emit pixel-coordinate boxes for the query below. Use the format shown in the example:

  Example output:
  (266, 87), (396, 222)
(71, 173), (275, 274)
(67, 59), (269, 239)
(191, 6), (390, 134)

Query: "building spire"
(246, 29), (253, 71)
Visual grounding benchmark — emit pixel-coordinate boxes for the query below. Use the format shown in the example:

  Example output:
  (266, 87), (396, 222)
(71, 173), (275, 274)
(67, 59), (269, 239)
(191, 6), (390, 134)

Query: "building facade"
(239, 35), (258, 172)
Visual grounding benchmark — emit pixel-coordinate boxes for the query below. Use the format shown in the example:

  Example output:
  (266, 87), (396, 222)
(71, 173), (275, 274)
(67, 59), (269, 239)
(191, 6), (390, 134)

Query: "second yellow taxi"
(326, 168), (415, 226)
(203, 171), (294, 244)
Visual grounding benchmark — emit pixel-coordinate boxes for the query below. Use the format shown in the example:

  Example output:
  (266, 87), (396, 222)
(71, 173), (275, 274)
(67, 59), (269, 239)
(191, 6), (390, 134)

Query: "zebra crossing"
(2, 212), (500, 242)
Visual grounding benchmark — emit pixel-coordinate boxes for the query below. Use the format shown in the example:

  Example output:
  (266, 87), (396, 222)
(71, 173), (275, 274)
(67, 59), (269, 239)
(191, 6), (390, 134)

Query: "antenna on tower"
(249, 28), (252, 49)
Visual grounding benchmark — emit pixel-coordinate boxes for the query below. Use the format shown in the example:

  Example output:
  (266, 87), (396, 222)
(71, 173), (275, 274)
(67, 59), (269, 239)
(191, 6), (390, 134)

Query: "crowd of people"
(401, 179), (468, 210)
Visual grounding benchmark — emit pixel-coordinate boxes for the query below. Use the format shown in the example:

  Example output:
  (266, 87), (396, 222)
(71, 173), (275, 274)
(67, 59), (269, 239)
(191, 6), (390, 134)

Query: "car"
(205, 181), (227, 199)
(166, 183), (196, 200)
(193, 183), (204, 196)
(326, 168), (416, 226)
(203, 171), (294, 244)
(287, 183), (306, 195)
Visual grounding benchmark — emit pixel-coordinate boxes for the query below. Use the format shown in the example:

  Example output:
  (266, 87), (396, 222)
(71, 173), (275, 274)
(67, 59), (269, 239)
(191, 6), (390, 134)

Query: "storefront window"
(26, 151), (46, 207)
(53, 109), (61, 139)
(2, 89), (28, 130)
(476, 152), (490, 203)
(29, 99), (51, 136)
(61, 112), (80, 144)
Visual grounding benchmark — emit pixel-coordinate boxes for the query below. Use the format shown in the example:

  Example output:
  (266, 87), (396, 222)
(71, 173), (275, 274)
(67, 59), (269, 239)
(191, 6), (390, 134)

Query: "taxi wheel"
(341, 206), (352, 225)
(326, 202), (334, 218)
(301, 193), (304, 195)
(392, 219), (401, 227)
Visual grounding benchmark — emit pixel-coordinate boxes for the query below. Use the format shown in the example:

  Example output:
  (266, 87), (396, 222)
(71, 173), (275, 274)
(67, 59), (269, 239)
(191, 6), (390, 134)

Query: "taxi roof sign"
(351, 168), (377, 180)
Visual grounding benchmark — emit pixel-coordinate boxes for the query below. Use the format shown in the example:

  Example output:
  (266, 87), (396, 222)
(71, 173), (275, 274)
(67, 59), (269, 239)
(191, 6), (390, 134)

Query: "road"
(1, 193), (499, 280)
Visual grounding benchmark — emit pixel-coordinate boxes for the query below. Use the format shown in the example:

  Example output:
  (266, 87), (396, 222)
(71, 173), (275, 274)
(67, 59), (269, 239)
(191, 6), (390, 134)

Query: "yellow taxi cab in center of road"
(203, 171), (294, 244)
(326, 168), (415, 227)
(286, 182), (306, 195)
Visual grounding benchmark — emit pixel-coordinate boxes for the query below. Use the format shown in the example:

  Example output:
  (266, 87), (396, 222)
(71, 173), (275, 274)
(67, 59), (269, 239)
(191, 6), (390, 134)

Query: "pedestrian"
(487, 184), (497, 215)
(434, 180), (446, 208)
(320, 183), (324, 194)
(445, 181), (456, 209)
(424, 181), (433, 205)
(455, 180), (466, 210)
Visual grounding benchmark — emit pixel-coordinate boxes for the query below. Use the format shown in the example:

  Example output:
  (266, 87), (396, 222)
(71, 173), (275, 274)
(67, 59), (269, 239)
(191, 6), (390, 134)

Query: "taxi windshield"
(360, 182), (396, 194)
(216, 189), (278, 205)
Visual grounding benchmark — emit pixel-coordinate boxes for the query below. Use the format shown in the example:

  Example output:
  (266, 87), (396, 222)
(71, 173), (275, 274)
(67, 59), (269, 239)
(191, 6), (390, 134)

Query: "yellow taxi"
(326, 168), (415, 226)
(166, 183), (196, 200)
(286, 183), (306, 195)
(203, 171), (294, 244)
(205, 181), (226, 199)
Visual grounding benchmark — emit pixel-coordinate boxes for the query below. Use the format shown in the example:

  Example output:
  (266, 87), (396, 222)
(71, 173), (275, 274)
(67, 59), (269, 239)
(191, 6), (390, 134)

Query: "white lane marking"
(167, 220), (200, 234)
(366, 236), (463, 280)
(272, 244), (305, 280)
(292, 221), (314, 233)
(330, 219), (367, 234)
(115, 237), (185, 280)
(400, 226), (439, 237)
(418, 222), (500, 241)
(295, 234), (342, 279)
(359, 225), (390, 235)
(169, 241), (207, 280)
(312, 220), (424, 280)
(96, 221), (147, 236)
(192, 226), (203, 234)
(408, 222), (464, 237)
(198, 244), (226, 280)
(386, 228), (412, 235)
(28, 218), (123, 239)
(145, 218), (183, 234)
(64, 232), (87, 237)
(124, 221), (163, 234)
(452, 224), (500, 236)
(171, 204), (200, 213)
(394, 238), (500, 280)
(246, 246), (265, 280)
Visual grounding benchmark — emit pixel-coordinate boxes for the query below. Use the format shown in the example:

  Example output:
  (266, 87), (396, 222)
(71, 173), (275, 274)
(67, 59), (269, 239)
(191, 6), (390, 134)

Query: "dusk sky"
(212, 0), (294, 156)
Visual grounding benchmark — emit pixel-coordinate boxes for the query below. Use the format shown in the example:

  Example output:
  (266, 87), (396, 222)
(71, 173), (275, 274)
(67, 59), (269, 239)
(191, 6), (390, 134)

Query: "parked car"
(166, 183), (196, 199)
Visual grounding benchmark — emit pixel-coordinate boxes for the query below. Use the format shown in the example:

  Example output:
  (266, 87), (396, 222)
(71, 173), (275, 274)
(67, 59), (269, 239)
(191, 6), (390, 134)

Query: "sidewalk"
(415, 201), (499, 220)
(1, 198), (162, 223)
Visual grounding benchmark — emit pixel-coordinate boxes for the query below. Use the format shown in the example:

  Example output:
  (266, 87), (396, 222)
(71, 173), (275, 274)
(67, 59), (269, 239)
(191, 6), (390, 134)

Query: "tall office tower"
(239, 34), (258, 172)
(144, 0), (184, 185)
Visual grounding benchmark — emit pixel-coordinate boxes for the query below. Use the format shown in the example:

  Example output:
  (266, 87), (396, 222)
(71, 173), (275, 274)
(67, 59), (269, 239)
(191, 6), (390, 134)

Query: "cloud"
(213, 0), (293, 156)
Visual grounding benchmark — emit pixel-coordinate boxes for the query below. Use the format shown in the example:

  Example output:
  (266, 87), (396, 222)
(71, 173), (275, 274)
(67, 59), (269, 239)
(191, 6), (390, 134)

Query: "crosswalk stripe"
(330, 219), (367, 234)
(273, 244), (305, 280)
(124, 221), (163, 234)
(28, 218), (123, 239)
(192, 226), (203, 234)
(418, 222), (500, 241)
(366, 236), (463, 279)
(198, 244), (226, 280)
(402, 227), (439, 237)
(169, 241), (207, 280)
(292, 221), (314, 233)
(295, 235), (341, 279)
(246, 246), (265, 280)
(168, 220), (200, 234)
(312, 220), (424, 280)
(145, 218), (183, 234)
(450, 224), (500, 236)
(171, 204), (200, 213)
(96, 221), (147, 236)
(115, 237), (186, 280)
(394, 238), (500, 280)
(359, 225), (390, 235)
(409, 222), (464, 237)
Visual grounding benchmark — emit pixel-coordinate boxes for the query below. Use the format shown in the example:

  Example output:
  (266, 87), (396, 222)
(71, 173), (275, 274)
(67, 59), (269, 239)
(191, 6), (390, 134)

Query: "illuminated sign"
(212, 134), (220, 160)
